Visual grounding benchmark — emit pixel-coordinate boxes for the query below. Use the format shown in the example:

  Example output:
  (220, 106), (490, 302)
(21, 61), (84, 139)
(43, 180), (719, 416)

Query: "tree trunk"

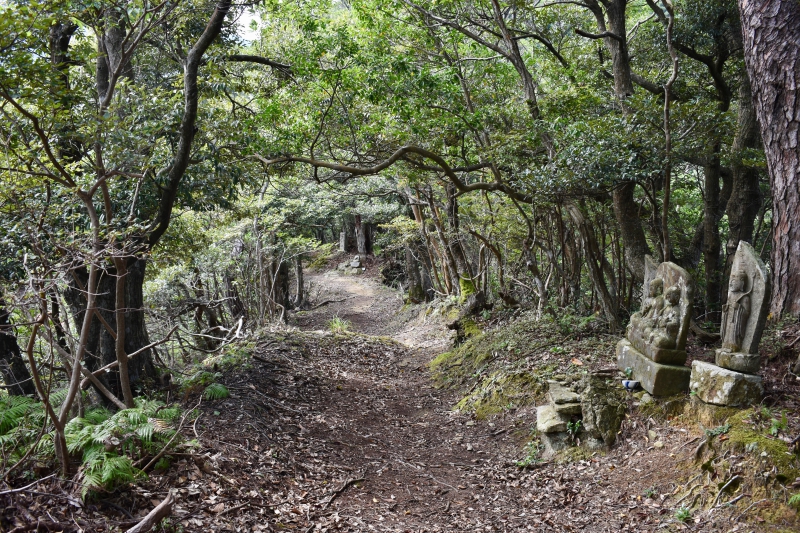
(585, 0), (634, 98)
(64, 259), (155, 404)
(354, 214), (367, 259)
(0, 300), (36, 396)
(612, 181), (650, 282)
(293, 256), (305, 308)
(405, 245), (426, 303)
(566, 203), (619, 331)
(739, 0), (800, 317)
(703, 155), (723, 318)
(725, 73), (763, 264)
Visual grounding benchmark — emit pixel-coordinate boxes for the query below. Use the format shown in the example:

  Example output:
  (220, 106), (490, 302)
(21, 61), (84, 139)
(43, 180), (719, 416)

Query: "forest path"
(141, 267), (760, 532)
(292, 268), (451, 354)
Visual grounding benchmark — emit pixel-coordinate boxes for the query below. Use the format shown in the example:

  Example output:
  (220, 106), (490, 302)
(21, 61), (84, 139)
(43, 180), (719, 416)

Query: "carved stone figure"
(649, 285), (681, 350)
(617, 261), (693, 396)
(714, 241), (770, 375)
(691, 241), (769, 406)
(627, 278), (664, 340)
(720, 269), (751, 353)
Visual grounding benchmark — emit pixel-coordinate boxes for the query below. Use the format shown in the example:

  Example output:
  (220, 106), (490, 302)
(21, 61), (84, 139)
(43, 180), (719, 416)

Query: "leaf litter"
(2, 269), (796, 532)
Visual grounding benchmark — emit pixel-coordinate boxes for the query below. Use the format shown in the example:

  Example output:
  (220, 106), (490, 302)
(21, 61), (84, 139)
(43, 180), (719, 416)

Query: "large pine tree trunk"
(739, 0), (800, 317)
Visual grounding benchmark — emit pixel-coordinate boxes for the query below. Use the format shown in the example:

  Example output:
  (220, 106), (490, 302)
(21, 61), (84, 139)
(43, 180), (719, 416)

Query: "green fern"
(0, 396), (36, 434)
(202, 383), (230, 400)
(789, 493), (800, 509)
(63, 399), (181, 498)
(80, 451), (141, 498)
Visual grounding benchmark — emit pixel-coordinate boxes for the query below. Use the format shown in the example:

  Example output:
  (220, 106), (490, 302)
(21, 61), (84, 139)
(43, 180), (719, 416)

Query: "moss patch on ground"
(429, 310), (617, 418)
(722, 409), (800, 484)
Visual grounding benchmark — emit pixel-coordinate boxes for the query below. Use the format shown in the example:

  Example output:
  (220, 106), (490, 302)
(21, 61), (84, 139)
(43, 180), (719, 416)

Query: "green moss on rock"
(458, 276), (476, 302)
(455, 371), (545, 419)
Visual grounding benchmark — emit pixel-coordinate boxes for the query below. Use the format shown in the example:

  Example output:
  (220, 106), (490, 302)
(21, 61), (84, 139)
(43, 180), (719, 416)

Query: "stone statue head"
(729, 269), (748, 292)
(648, 278), (664, 297)
(664, 285), (680, 305)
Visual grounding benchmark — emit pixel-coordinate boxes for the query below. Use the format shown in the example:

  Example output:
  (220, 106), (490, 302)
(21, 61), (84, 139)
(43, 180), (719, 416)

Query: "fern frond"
(0, 396), (36, 434)
(136, 422), (155, 443)
(202, 383), (230, 400)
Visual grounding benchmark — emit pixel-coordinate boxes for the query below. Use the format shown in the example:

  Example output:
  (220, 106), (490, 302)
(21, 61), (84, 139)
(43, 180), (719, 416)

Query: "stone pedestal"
(617, 339), (690, 396)
(689, 361), (763, 407)
(715, 350), (760, 374)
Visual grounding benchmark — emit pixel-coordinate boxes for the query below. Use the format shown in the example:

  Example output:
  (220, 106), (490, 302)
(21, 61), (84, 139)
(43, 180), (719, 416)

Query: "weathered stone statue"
(715, 241), (770, 373)
(720, 269), (751, 353)
(649, 285), (681, 350)
(617, 260), (693, 396)
(690, 241), (769, 406)
(627, 278), (664, 340)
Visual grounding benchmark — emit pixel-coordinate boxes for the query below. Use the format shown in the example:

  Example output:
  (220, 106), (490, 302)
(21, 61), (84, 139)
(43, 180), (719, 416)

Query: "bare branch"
(574, 28), (624, 42)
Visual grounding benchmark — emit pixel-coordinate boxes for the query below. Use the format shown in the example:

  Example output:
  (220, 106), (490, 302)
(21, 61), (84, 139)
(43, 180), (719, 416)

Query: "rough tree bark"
(738, 0), (800, 317)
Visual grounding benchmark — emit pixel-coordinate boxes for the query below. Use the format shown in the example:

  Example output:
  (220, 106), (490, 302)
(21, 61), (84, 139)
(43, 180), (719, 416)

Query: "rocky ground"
(3, 262), (799, 532)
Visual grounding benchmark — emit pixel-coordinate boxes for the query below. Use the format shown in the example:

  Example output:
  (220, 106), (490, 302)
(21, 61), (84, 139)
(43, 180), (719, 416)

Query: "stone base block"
(715, 350), (760, 374)
(617, 339), (690, 396)
(547, 381), (581, 405)
(628, 332), (688, 365)
(689, 360), (763, 407)
(536, 404), (568, 434)
(540, 431), (571, 456)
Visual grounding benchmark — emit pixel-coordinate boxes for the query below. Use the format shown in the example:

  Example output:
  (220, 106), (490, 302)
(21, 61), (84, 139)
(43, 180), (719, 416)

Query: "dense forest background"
(0, 0), (799, 502)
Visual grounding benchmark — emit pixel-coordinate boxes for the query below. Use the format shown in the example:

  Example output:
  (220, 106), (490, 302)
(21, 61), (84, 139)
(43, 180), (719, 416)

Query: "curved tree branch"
(574, 28), (624, 42)
(148, 0), (232, 247)
(251, 146), (533, 203)
(228, 54), (292, 73)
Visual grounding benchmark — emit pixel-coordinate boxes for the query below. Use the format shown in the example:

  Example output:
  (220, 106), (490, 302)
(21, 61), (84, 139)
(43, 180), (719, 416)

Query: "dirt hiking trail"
(5, 268), (786, 532)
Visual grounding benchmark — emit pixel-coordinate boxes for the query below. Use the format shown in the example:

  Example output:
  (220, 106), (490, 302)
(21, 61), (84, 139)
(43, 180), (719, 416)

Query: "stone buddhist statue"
(617, 260), (693, 396)
(627, 278), (664, 340)
(649, 285), (681, 350)
(720, 269), (752, 353)
(690, 241), (769, 406)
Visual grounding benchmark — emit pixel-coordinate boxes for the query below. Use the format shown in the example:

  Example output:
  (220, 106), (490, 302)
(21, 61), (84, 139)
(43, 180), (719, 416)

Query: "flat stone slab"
(547, 381), (581, 405)
(553, 402), (582, 415)
(715, 350), (760, 374)
(617, 339), (690, 396)
(690, 360), (763, 407)
(536, 404), (568, 434)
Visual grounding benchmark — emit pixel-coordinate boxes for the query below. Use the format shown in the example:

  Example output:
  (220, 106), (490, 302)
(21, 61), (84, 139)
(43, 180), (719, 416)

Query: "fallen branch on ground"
(322, 475), (365, 509)
(309, 298), (348, 310)
(125, 492), (174, 533)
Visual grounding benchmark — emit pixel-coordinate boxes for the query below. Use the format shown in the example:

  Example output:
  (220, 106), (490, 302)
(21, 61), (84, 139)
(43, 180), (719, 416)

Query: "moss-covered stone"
(458, 276), (477, 302)
(455, 371), (545, 419)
